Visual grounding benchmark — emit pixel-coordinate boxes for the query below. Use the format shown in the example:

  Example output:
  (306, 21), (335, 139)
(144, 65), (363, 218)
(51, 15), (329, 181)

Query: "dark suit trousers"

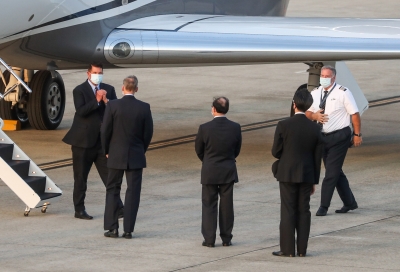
(202, 182), (234, 244)
(104, 168), (143, 233)
(72, 138), (123, 212)
(321, 127), (356, 208)
(279, 182), (313, 255)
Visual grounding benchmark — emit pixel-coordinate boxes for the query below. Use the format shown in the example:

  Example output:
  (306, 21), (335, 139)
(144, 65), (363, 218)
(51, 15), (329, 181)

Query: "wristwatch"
(353, 132), (362, 137)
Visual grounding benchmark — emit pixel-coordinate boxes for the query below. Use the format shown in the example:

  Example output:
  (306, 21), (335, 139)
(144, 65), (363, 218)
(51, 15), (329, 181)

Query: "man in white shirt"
(306, 65), (362, 216)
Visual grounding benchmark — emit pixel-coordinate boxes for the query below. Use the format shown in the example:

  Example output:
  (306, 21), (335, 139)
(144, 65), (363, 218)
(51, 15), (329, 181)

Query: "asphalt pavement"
(1, 1), (400, 271)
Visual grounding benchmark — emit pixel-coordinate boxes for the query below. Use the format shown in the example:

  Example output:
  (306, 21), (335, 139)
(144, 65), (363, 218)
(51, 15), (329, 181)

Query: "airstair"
(0, 118), (62, 216)
(0, 58), (62, 216)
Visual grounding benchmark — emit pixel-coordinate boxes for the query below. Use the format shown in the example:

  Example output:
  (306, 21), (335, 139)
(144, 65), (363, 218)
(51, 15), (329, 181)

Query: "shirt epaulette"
(339, 86), (347, 91)
(312, 87), (319, 92)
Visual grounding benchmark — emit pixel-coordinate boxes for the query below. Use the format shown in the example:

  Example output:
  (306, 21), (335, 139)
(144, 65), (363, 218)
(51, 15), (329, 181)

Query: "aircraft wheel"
(41, 207), (47, 213)
(0, 70), (13, 120)
(0, 70), (30, 127)
(24, 211), (30, 217)
(27, 70), (65, 130)
(14, 106), (29, 127)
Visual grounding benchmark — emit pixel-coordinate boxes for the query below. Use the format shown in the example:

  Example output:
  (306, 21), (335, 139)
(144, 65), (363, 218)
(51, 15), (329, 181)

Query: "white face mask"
(90, 74), (103, 85)
(320, 77), (332, 88)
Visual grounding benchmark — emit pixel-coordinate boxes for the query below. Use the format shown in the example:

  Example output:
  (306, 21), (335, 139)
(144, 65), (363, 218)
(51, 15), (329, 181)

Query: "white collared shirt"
(308, 83), (359, 133)
(213, 115), (226, 118)
(295, 112), (305, 115)
(87, 80), (99, 95)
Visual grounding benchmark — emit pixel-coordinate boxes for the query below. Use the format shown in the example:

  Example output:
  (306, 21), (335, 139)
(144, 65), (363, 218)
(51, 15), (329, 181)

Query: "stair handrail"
(0, 58), (33, 100)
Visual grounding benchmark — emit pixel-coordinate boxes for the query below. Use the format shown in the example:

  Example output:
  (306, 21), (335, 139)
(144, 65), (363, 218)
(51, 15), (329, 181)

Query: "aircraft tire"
(0, 70), (14, 120)
(27, 70), (65, 130)
(0, 70), (30, 127)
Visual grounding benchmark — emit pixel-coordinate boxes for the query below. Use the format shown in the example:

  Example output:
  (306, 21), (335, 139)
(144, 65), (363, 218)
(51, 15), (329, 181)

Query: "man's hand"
(311, 185), (316, 196)
(314, 110), (329, 124)
(353, 135), (362, 147)
(105, 154), (108, 158)
(102, 94), (109, 104)
(351, 113), (362, 147)
(100, 89), (108, 104)
(96, 89), (107, 102)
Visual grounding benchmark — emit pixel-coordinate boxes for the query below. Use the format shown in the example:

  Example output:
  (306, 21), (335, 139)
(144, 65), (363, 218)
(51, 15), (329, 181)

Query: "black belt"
(322, 126), (349, 136)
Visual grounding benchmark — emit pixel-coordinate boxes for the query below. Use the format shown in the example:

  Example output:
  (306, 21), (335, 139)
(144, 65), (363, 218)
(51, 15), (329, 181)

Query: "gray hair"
(123, 75), (138, 91)
(321, 65), (337, 76)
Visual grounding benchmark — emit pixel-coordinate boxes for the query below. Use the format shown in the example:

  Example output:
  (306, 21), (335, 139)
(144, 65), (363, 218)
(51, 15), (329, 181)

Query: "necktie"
(94, 86), (98, 96)
(320, 91), (328, 114)
(318, 90), (328, 130)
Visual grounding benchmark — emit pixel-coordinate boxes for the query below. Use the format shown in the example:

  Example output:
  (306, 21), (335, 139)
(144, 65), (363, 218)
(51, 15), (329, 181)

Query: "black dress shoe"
(316, 206), (328, 216)
(118, 208), (124, 219)
(297, 253), (306, 257)
(222, 241), (232, 246)
(122, 232), (132, 239)
(74, 210), (93, 220)
(335, 203), (358, 213)
(272, 251), (294, 257)
(104, 229), (119, 238)
(202, 241), (215, 247)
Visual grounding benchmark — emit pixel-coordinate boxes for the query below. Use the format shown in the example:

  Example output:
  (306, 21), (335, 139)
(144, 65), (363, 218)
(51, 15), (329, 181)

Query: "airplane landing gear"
(0, 70), (29, 126)
(27, 71), (65, 130)
(0, 66), (66, 130)
(290, 62), (323, 116)
(24, 206), (30, 217)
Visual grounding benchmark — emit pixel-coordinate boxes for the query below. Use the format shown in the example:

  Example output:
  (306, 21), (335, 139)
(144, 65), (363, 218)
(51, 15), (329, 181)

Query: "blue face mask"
(320, 77), (332, 88)
(90, 74), (103, 85)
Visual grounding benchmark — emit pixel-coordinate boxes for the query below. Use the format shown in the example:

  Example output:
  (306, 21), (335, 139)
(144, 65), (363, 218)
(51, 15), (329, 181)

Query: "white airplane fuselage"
(0, 0), (289, 70)
(0, 0), (396, 130)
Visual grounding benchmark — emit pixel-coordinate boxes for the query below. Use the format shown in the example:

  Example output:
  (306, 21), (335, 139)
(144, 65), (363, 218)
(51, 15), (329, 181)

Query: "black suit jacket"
(63, 81), (117, 148)
(271, 114), (323, 184)
(101, 95), (153, 170)
(195, 117), (242, 185)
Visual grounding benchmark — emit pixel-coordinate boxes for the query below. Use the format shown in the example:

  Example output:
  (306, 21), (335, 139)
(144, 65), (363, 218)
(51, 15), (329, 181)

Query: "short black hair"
(212, 97), (229, 114)
(88, 62), (103, 71)
(293, 88), (313, 112)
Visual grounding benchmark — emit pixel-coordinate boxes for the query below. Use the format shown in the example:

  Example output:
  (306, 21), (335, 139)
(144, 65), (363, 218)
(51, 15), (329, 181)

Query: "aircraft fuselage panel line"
(105, 29), (400, 67)
(37, 95), (400, 171)
(0, 0), (289, 69)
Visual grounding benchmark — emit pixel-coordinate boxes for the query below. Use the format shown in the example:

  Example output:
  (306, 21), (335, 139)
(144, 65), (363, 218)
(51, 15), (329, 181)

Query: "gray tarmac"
(1, 1), (400, 271)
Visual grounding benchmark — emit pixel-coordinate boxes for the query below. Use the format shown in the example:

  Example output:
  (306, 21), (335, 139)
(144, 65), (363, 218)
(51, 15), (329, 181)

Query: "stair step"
(24, 176), (46, 195)
(8, 160), (30, 178)
(0, 143), (14, 162)
(38, 192), (62, 200)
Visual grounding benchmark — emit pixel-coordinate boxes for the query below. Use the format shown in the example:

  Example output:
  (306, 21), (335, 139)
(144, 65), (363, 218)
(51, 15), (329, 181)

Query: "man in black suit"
(101, 75), (153, 239)
(62, 63), (123, 220)
(271, 88), (323, 257)
(195, 97), (242, 247)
